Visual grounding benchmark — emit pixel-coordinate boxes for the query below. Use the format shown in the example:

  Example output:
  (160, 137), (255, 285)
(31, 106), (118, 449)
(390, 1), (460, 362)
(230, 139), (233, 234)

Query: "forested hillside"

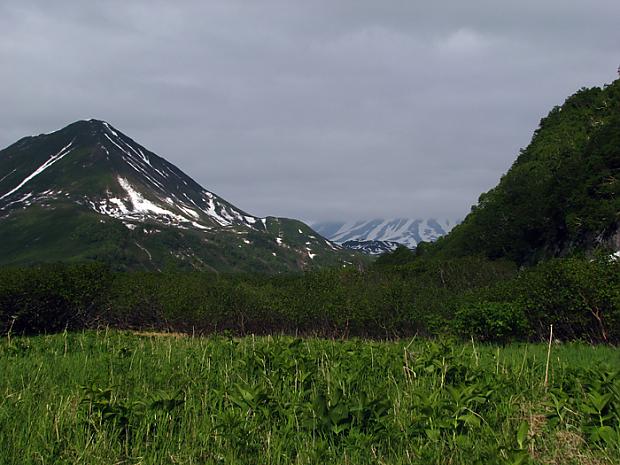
(431, 80), (620, 264)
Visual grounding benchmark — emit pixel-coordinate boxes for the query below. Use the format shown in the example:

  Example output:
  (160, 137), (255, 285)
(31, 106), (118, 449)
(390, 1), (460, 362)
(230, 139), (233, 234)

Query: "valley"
(1, 63), (619, 465)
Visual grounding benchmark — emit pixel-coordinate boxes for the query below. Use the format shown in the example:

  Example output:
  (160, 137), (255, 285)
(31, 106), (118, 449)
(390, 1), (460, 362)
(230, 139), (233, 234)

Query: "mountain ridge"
(427, 80), (620, 264)
(0, 119), (360, 272)
(313, 218), (457, 250)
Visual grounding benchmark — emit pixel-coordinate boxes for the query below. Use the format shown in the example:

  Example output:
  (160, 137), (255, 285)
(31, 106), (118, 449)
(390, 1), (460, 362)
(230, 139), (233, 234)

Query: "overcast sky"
(1, 1), (618, 222)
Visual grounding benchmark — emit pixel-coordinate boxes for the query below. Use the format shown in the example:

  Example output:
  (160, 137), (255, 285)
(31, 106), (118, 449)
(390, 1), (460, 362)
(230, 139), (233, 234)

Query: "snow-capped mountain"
(313, 218), (458, 250)
(1, 120), (259, 230)
(341, 240), (401, 255)
(0, 119), (358, 272)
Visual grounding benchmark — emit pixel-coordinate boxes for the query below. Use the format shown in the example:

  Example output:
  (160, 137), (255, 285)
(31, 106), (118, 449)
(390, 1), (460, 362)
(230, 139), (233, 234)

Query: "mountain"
(430, 80), (620, 264)
(340, 240), (401, 255)
(313, 218), (457, 250)
(0, 119), (360, 272)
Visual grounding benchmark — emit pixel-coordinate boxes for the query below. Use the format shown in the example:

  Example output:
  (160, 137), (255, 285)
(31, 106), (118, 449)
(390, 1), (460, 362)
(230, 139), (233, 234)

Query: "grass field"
(1, 331), (619, 464)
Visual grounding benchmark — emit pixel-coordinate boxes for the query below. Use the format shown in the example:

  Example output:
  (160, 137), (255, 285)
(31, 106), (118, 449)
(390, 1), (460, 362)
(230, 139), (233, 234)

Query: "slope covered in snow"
(314, 218), (458, 250)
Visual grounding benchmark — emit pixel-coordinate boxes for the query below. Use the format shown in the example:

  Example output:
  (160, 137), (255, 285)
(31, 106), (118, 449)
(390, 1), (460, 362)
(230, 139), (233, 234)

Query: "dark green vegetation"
(1, 255), (619, 343)
(429, 80), (620, 264)
(0, 120), (360, 272)
(1, 332), (619, 464)
(0, 204), (359, 273)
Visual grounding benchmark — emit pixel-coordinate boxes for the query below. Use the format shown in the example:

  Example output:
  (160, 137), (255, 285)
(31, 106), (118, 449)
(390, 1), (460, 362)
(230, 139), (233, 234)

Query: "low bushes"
(453, 257), (620, 343)
(454, 302), (529, 343)
(0, 256), (618, 343)
(0, 263), (111, 334)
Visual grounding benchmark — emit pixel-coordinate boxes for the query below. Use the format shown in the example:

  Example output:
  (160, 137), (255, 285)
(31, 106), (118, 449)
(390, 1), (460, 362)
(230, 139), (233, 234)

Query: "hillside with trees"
(429, 80), (620, 264)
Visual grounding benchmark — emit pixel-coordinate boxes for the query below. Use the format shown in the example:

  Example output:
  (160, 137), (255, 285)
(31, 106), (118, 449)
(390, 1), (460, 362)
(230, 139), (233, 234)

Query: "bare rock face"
(608, 224), (620, 252)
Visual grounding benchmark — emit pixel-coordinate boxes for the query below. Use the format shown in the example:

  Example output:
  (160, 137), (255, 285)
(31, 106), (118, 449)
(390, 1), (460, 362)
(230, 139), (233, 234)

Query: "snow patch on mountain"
(117, 177), (186, 221)
(0, 141), (74, 200)
(80, 165), (268, 233)
(341, 240), (401, 255)
(0, 169), (17, 184)
(179, 206), (200, 219)
(89, 176), (230, 230)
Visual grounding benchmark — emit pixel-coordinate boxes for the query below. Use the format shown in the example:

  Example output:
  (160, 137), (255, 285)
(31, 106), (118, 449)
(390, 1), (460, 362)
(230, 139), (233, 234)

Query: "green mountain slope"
(431, 80), (620, 264)
(0, 120), (360, 272)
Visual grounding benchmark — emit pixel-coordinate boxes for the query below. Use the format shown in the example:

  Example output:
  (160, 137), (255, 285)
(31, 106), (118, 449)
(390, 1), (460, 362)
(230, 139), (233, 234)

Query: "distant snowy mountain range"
(313, 218), (458, 254)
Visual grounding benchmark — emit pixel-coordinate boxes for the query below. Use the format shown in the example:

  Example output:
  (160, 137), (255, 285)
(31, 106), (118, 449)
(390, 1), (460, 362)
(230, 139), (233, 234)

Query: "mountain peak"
(22, 119), (124, 150)
(1, 119), (258, 230)
(86, 118), (119, 133)
(0, 120), (360, 272)
(66, 118), (123, 139)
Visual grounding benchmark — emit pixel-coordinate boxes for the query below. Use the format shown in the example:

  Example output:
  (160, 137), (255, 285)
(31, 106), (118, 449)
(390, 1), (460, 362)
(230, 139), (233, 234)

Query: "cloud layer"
(1, 0), (618, 222)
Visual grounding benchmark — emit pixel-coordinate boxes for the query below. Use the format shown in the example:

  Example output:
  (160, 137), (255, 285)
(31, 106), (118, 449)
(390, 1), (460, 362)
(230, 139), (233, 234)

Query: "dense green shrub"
(0, 263), (112, 334)
(452, 256), (620, 343)
(516, 257), (620, 342)
(454, 301), (529, 343)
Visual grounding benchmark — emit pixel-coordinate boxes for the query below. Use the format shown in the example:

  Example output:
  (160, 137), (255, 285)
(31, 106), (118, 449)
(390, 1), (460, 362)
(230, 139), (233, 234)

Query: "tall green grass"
(1, 331), (619, 464)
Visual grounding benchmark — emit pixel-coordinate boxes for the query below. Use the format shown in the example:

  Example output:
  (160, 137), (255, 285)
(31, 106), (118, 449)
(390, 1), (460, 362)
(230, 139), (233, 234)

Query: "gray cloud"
(1, 0), (618, 223)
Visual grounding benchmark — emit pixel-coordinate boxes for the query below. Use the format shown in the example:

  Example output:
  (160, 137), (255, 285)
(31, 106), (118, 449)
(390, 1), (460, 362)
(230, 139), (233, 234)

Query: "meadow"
(1, 331), (619, 464)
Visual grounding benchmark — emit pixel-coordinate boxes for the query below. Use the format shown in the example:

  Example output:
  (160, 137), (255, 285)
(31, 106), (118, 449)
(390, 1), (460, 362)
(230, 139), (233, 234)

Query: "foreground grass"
(1, 331), (619, 464)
